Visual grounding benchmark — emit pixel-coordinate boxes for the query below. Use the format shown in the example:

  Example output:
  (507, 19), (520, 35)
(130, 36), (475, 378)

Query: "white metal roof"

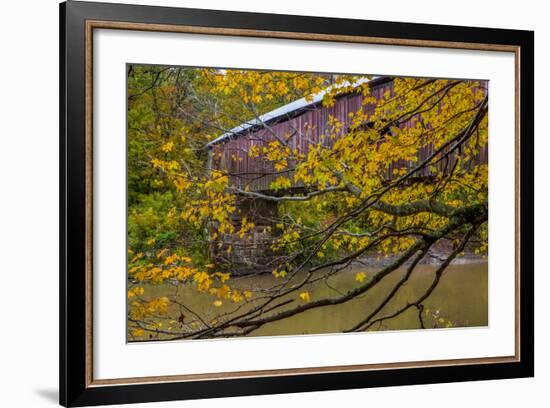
(206, 76), (373, 147)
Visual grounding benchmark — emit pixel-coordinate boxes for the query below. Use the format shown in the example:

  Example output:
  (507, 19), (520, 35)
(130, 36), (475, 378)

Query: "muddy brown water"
(129, 261), (488, 340)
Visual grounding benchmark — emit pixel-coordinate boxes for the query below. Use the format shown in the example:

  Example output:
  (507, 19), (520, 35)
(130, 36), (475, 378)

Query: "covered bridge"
(207, 77), (396, 193)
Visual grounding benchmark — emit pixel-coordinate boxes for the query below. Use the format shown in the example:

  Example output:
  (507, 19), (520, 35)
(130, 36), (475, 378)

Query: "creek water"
(131, 261), (488, 340)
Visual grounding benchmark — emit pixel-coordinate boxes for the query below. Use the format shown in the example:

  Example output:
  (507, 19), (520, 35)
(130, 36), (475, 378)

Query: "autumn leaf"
(127, 286), (144, 298)
(355, 272), (367, 283)
(132, 328), (144, 337)
(161, 141), (174, 152)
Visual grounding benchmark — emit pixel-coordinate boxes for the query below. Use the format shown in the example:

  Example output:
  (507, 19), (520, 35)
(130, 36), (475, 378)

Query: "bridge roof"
(206, 76), (378, 148)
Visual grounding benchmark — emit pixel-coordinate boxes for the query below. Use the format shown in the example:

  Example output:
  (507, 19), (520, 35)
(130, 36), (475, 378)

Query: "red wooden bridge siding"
(210, 78), (488, 193)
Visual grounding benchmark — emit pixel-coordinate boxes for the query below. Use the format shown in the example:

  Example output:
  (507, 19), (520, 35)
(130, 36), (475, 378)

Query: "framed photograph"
(60, 1), (534, 406)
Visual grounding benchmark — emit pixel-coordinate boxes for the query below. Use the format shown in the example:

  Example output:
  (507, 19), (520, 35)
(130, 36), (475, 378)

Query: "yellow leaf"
(132, 328), (144, 337)
(164, 254), (179, 265)
(161, 141), (174, 152)
(231, 291), (243, 303)
(299, 291), (311, 302)
(217, 284), (231, 299)
(127, 286), (145, 298)
(213, 300), (223, 307)
(355, 272), (367, 283)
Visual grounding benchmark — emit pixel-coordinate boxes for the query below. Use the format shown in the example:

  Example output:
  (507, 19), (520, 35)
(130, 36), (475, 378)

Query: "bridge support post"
(211, 197), (279, 275)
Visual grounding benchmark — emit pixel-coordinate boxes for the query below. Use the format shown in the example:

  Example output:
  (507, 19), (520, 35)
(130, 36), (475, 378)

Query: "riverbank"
(351, 249), (486, 269)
